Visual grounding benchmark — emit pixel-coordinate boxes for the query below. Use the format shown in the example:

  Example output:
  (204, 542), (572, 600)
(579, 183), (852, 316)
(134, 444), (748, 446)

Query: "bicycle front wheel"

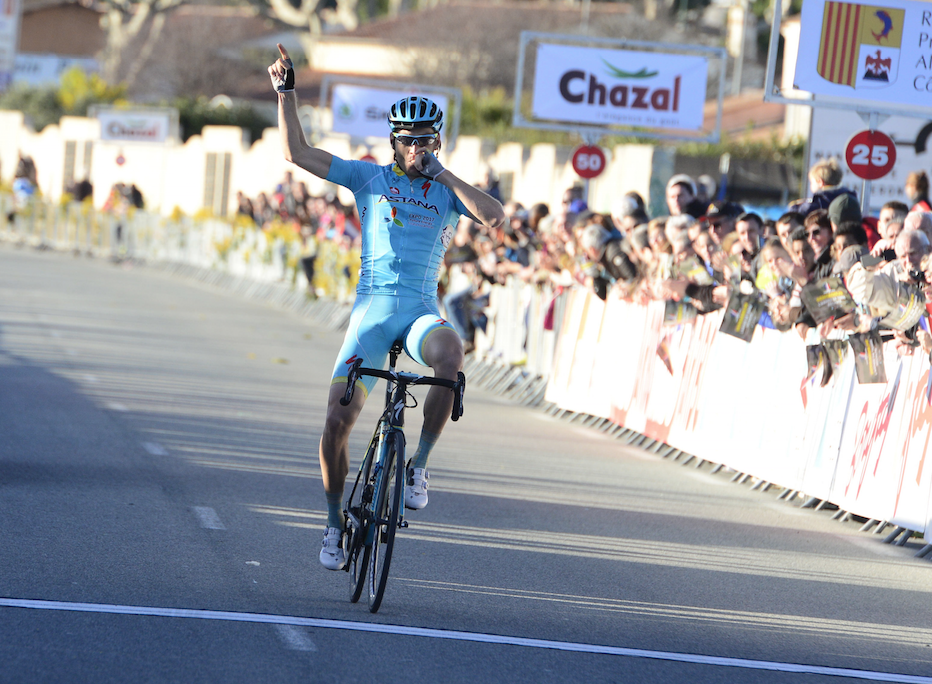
(367, 430), (405, 613)
(347, 434), (379, 603)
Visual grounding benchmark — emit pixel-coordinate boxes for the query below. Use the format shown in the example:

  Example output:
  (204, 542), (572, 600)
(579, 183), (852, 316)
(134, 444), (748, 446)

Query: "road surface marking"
(274, 624), (317, 652)
(142, 442), (168, 456)
(0, 597), (930, 683)
(191, 507), (225, 530)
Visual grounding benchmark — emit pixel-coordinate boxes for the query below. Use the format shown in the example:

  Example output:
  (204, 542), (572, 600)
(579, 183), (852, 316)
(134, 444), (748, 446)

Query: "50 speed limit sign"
(572, 145), (606, 179)
(845, 130), (896, 181)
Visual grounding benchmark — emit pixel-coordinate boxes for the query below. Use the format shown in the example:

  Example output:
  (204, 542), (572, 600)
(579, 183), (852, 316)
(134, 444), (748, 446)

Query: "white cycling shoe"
(318, 527), (346, 570)
(404, 463), (429, 510)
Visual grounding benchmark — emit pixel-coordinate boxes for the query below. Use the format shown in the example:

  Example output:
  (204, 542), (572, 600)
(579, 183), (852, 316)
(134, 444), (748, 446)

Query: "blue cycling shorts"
(331, 294), (455, 396)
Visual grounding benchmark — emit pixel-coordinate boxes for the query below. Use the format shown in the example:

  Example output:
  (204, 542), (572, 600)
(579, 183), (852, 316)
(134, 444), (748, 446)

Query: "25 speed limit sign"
(572, 145), (606, 179)
(845, 130), (896, 181)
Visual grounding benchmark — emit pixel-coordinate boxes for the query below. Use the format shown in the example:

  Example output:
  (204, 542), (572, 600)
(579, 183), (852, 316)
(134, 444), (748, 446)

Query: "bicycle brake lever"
(340, 358), (364, 406)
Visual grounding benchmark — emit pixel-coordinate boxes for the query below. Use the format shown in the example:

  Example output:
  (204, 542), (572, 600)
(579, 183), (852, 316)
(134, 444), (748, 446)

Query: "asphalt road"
(2, 244), (932, 684)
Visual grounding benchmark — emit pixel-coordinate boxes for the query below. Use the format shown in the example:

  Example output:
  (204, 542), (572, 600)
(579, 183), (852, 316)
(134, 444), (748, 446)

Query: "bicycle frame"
(342, 341), (465, 612)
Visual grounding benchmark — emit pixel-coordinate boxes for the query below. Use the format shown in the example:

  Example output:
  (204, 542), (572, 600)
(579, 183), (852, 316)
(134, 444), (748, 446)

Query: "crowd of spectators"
(234, 159), (932, 367)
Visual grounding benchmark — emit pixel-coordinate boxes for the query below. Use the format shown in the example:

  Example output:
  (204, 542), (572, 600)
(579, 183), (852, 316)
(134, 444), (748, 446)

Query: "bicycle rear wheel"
(367, 431), (405, 613)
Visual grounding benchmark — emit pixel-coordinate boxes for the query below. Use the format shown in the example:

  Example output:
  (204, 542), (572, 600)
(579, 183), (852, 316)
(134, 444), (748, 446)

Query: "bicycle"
(340, 341), (465, 613)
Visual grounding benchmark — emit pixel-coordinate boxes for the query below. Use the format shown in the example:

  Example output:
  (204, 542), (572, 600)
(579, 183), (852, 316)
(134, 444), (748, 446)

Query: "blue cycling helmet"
(388, 96), (443, 133)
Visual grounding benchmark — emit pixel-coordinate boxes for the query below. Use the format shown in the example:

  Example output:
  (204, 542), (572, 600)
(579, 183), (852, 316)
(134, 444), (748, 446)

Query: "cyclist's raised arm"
(438, 172), (505, 230)
(269, 43), (334, 180)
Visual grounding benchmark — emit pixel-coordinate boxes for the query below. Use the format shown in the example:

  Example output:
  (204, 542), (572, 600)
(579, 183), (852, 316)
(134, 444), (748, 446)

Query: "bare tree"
(98, 0), (189, 89)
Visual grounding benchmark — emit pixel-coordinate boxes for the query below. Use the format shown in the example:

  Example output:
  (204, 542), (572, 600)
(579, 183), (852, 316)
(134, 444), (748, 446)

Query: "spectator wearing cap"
(828, 192), (879, 249)
(791, 158), (858, 217)
(665, 174), (706, 219)
(705, 200), (744, 246)
(580, 222), (639, 300)
(611, 191), (649, 235)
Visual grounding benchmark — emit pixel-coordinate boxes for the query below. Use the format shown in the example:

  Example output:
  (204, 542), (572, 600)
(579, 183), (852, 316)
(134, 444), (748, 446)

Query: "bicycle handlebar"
(340, 358), (466, 421)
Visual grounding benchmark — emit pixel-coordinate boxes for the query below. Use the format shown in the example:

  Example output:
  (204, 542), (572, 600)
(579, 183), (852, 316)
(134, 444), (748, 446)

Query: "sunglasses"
(395, 134), (438, 147)
(806, 229), (825, 239)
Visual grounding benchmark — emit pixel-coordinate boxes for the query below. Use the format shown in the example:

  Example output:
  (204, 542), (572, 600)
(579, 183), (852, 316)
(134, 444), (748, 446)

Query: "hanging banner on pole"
(531, 43), (709, 131)
(0, 0), (22, 91)
(794, 0), (932, 110)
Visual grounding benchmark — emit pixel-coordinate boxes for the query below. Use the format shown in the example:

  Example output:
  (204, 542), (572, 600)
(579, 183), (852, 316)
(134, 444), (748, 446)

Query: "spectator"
(72, 177), (94, 203)
(665, 174), (706, 218)
(696, 174), (716, 206)
(759, 237), (809, 330)
(905, 170), (932, 213)
(904, 210), (932, 244)
(611, 192), (649, 235)
(790, 228), (817, 276)
(705, 201), (744, 246)
(579, 222), (639, 300)
(893, 228), (931, 280)
(776, 212), (804, 253)
(735, 212), (763, 281)
(527, 203), (550, 234)
(828, 192), (879, 248)
(791, 158), (857, 217)
(804, 210), (835, 278)
(479, 166), (502, 203)
(11, 154), (38, 219)
(872, 201), (909, 259)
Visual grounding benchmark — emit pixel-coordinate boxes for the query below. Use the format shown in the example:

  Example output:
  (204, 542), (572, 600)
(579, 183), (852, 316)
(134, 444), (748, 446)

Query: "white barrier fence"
(7, 197), (931, 546)
(483, 281), (932, 545)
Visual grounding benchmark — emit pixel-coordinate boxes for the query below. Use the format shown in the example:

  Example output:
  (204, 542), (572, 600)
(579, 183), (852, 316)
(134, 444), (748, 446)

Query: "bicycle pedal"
(398, 520), (409, 529)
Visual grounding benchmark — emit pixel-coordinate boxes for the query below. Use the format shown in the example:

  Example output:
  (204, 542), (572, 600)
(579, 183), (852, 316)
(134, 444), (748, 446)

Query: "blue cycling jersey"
(326, 157), (470, 298)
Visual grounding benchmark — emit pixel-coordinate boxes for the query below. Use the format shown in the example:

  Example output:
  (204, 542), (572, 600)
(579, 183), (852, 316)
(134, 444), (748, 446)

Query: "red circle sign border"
(572, 145), (606, 179)
(844, 130), (896, 181)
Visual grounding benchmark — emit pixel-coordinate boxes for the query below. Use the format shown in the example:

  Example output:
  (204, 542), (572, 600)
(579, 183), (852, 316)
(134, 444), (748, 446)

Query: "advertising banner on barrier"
(500, 281), (932, 538)
(794, 0), (932, 111)
(531, 43), (709, 131)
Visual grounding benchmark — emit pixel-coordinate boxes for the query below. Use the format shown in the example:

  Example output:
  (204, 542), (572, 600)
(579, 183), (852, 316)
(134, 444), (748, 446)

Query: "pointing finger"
(277, 42), (291, 63)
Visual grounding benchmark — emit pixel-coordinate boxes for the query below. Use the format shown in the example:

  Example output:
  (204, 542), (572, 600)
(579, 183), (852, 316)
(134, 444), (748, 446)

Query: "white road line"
(274, 624), (317, 652)
(191, 507), (225, 530)
(106, 402), (127, 412)
(0, 598), (929, 683)
(142, 442), (168, 456)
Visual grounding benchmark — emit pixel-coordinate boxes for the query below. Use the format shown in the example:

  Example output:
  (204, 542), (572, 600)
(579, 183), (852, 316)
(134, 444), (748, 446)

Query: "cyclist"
(269, 45), (505, 570)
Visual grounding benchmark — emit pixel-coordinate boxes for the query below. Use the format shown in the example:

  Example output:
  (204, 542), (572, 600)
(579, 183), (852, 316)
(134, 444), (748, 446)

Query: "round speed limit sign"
(845, 130), (896, 180)
(572, 145), (606, 179)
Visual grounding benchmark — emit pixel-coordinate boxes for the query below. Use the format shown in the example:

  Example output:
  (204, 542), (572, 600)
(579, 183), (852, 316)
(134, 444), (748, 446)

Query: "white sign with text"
(97, 110), (174, 143)
(330, 85), (449, 141)
(794, 0), (932, 111)
(531, 44), (709, 131)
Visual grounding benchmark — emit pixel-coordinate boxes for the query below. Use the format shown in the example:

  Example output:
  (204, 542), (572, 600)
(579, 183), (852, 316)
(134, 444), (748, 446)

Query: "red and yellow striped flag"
(818, 1), (864, 86)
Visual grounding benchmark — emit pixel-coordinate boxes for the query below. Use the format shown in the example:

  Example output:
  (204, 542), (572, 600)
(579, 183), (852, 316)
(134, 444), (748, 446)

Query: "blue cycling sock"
(326, 491), (344, 530)
(412, 429), (440, 470)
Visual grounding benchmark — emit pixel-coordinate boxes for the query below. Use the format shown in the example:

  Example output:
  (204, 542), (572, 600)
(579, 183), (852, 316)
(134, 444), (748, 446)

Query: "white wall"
(0, 109), (663, 218)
